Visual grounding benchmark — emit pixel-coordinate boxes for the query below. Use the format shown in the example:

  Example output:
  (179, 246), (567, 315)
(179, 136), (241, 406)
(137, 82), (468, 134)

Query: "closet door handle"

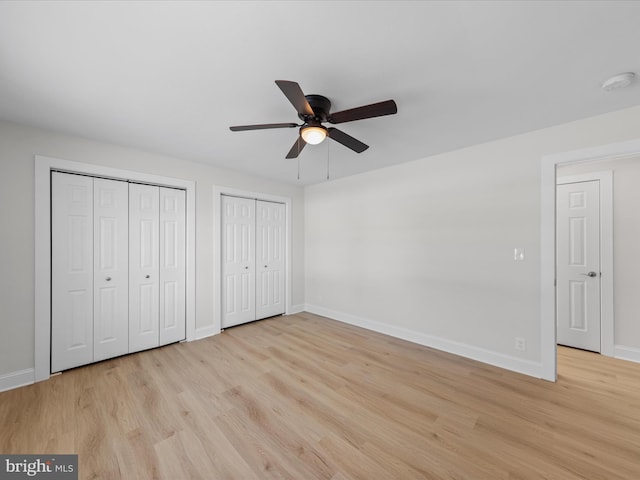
(106, 277), (112, 281)
(145, 275), (150, 279)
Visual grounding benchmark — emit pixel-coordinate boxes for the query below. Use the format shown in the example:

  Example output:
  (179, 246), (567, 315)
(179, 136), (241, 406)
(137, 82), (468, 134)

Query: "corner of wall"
(289, 304), (306, 315)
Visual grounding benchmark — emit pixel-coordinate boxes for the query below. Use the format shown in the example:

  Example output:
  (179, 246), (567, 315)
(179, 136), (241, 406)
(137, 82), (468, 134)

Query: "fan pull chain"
(297, 137), (301, 181)
(326, 138), (330, 180)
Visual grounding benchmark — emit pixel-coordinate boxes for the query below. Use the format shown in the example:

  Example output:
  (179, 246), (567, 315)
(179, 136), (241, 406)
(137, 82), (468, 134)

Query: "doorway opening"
(541, 138), (640, 381)
(555, 171), (613, 355)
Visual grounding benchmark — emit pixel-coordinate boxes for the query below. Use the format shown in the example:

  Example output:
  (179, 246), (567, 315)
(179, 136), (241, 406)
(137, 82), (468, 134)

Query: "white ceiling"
(1, 1), (639, 185)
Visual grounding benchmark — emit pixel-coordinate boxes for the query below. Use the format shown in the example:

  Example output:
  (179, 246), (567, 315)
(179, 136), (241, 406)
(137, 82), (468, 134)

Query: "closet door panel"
(51, 172), (94, 372)
(256, 201), (286, 319)
(129, 184), (160, 352)
(159, 187), (186, 345)
(93, 178), (129, 362)
(221, 195), (256, 328)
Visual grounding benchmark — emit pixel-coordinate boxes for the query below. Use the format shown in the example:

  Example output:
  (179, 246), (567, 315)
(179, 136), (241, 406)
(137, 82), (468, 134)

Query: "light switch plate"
(514, 248), (525, 261)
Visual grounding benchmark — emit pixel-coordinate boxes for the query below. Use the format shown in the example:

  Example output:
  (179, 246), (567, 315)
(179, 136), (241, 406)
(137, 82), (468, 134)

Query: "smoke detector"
(601, 72), (636, 92)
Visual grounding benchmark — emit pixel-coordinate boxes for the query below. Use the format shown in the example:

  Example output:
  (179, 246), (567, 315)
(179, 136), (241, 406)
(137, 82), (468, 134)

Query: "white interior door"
(221, 195), (256, 328)
(93, 178), (129, 362)
(159, 187), (186, 345)
(256, 200), (286, 319)
(51, 172), (94, 372)
(556, 180), (601, 352)
(129, 183), (160, 352)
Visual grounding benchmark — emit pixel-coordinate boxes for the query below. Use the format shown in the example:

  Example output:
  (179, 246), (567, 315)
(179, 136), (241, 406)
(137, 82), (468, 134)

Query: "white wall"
(4, 105), (640, 386)
(0, 120), (305, 383)
(305, 105), (640, 378)
(558, 155), (640, 359)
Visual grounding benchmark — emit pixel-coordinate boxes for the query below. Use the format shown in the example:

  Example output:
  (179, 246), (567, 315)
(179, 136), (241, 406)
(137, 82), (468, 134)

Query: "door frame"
(34, 155), (196, 382)
(541, 138), (640, 381)
(556, 172), (613, 355)
(212, 186), (293, 334)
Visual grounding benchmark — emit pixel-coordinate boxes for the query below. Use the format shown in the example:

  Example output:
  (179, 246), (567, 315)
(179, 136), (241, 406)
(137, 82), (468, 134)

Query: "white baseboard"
(194, 325), (219, 340)
(614, 345), (640, 364)
(304, 304), (544, 379)
(0, 368), (35, 393)
(289, 304), (305, 315)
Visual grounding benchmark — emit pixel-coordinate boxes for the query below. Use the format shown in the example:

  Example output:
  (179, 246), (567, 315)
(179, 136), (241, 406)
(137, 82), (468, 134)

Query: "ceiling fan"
(229, 80), (398, 159)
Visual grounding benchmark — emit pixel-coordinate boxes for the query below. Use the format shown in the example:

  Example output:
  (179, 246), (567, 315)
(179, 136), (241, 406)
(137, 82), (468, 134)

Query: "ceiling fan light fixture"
(301, 125), (327, 145)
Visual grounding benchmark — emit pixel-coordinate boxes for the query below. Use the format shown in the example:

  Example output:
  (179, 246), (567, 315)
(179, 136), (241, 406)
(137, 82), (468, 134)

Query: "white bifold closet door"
(52, 173), (129, 372)
(128, 184), (160, 352)
(255, 200), (286, 319)
(52, 173), (186, 373)
(93, 178), (129, 362)
(129, 184), (187, 352)
(221, 195), (285, 328)
(222, 196), (256, 327)
(52, 173), (95, 372)
(159, 187), (187, 346)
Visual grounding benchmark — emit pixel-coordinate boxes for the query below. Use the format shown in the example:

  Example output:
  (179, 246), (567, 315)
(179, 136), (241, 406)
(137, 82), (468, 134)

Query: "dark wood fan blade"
(285, 136), (306, 159)
(275, 80), (314, 117)
(327, 128), (369, 153)
(230, 123), (298, 131)
(328, 99), (397, 124)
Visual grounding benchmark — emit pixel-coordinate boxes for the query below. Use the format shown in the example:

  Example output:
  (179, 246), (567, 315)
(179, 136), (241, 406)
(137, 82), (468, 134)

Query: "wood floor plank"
(2, 313), (640, 479)
(175, 390), (261, 480)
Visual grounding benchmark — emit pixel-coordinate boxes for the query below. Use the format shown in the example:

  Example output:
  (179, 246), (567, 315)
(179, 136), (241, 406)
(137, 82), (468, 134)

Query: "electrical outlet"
(515, 337), (527, 351)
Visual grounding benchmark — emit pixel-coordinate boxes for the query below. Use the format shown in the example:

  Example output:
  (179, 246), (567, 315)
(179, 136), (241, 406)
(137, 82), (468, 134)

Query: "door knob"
(244, 266), (249, 270)
(581, 271), (598, 277)
(106, 277), (112, 281)
(145, 275), (150, 279)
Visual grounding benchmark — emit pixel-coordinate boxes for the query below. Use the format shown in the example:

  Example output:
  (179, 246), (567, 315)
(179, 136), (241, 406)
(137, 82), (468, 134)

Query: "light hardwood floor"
(2, 312), (640, 479)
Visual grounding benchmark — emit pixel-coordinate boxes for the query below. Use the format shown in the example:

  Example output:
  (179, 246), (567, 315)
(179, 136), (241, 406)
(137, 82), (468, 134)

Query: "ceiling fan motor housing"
(301, 94), (332, 122)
